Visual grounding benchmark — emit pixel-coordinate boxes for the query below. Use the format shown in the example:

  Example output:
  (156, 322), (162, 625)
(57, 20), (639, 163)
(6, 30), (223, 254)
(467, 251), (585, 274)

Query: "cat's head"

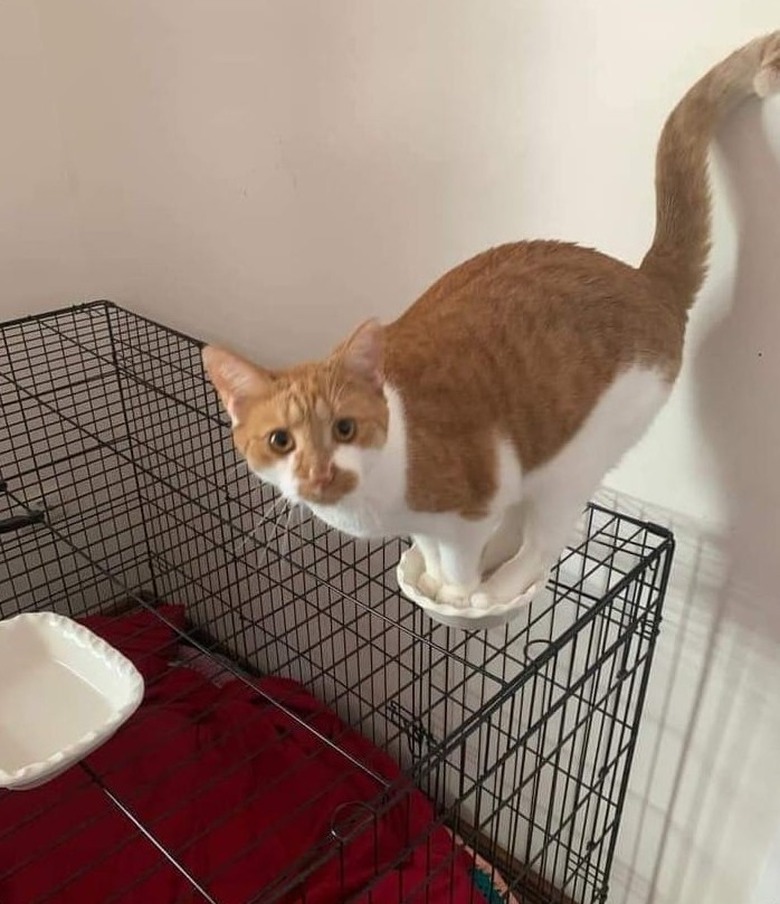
(202, 321), (388, 506)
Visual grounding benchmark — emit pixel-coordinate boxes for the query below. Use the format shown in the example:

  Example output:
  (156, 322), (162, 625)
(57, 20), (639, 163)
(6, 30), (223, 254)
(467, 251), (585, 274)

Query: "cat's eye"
(268, 429), (295, 454)
(333, 418), (357, 443)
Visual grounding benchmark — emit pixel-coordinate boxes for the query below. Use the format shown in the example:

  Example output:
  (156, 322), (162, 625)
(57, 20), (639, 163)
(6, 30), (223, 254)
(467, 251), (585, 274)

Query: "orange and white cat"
(204, 34), (779, 610)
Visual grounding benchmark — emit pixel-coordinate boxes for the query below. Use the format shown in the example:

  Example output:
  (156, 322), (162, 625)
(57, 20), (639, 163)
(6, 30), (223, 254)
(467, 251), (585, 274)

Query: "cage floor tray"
(0, 612), (144, 790)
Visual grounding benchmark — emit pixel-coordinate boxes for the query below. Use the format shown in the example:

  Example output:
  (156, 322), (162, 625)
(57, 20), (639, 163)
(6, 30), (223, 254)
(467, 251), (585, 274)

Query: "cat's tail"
(640, 32), (780, 308)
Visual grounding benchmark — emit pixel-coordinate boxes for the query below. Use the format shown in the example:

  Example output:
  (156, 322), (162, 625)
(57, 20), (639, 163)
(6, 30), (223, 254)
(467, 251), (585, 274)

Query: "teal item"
(471, 865), (507, 903)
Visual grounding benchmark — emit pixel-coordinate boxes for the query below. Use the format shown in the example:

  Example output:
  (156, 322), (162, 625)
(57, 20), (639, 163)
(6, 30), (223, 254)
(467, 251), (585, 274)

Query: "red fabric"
(0, 606), (480, 903)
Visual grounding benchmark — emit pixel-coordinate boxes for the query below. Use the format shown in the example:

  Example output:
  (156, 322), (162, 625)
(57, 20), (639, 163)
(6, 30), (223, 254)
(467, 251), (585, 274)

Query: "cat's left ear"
(337, 319), (384, 390)
(202, 346), (274, 426)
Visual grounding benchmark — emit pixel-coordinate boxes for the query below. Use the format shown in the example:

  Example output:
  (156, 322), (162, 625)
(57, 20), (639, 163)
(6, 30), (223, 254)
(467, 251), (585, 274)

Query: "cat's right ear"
(202, 346), (273, 426)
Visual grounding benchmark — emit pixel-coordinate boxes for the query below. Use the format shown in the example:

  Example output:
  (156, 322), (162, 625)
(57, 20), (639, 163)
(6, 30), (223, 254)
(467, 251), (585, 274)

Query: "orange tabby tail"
(641, 32), (780, 307)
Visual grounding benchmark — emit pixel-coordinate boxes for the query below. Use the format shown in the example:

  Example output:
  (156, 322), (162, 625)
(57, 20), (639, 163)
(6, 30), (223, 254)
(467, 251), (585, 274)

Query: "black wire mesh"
(0, 301), (674, 904)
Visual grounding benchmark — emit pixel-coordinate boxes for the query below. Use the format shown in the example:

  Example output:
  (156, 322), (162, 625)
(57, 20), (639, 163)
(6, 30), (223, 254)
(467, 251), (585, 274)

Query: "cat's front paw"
(434, 583), (471, 608)
(469, 572), (542, 610)
(468, 590), (498, 610)
(417, 571), (442, 599)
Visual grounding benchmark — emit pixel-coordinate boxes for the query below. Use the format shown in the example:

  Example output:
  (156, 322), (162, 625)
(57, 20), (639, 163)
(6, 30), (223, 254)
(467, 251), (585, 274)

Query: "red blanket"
(0, 606), (480, 903)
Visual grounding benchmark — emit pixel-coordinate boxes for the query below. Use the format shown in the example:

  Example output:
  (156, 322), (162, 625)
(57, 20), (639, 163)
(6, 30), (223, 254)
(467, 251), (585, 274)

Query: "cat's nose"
(308, 464), (334, 487)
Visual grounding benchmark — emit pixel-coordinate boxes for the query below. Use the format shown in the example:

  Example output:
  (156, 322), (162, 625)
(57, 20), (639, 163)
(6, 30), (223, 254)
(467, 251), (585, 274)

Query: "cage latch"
(385, 700), (436, 759)
(0, 481), (45, 535)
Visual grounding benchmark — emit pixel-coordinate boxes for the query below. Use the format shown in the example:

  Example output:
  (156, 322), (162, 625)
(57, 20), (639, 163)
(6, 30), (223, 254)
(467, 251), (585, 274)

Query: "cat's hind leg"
(470, 490), (585, 607)
(471, 366), (670, 608)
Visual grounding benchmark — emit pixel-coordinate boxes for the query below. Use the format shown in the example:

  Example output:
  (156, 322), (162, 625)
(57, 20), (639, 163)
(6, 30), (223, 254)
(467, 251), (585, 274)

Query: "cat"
(204, 33), (780, 611)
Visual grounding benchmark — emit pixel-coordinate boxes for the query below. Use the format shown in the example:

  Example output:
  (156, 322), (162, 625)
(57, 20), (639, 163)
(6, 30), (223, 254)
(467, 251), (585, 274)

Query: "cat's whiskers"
(233, 490), (288, 559)
(278, 501), (300, 566)
(235, 493), (313, 588)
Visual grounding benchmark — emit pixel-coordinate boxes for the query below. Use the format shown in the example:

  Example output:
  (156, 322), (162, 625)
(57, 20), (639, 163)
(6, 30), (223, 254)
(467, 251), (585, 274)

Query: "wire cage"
(0, 301), (674, 904)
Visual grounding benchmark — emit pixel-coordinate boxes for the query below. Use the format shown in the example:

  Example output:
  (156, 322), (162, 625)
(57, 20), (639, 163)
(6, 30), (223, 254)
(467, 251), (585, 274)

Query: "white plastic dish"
(396, 545), (538, 631)
(0, 612), (144, 790)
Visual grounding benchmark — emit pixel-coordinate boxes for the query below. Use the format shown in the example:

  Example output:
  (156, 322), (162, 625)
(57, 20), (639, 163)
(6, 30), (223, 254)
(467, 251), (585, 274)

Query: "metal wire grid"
(0, 301), (673, 903)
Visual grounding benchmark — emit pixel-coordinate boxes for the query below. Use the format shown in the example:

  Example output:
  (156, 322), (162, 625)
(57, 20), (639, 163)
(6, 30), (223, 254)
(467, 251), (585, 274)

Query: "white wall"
(596, 487), (780, 904)
(3, 2), (780, 902)
(0, 0), (91, 317)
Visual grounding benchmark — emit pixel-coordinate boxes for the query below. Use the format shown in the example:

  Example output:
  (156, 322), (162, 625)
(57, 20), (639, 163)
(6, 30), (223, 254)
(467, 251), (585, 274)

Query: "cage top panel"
(1, 301), (673, 762)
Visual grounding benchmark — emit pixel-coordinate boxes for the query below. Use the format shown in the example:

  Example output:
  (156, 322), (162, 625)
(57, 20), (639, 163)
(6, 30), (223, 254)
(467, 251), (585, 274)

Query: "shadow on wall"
(605, 99), (780, 904)
(643, 100), (780, 904)
(696, 100), (780, 638)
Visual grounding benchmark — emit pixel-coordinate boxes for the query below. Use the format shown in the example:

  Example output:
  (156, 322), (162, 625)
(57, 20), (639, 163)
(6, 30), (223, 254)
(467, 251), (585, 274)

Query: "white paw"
(435, 583), (471, 607)
(469, 573), (543, 610)
(417, 571), (441, 599)
(516, 571), (543, 597)
(469, 590), (498, 610)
